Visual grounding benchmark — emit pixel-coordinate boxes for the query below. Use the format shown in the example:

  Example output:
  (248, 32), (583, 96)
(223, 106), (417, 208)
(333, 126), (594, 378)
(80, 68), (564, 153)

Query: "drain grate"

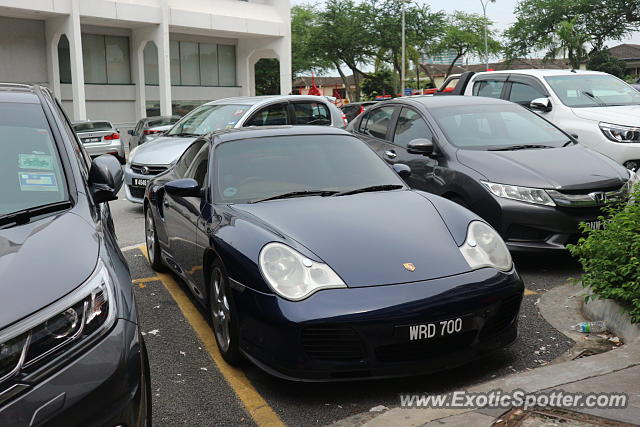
(492, 407), (635, 427)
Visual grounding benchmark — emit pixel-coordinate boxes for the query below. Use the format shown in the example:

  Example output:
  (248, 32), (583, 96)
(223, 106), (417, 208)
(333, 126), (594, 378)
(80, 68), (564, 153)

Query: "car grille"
(375, 331), (477, 363)
(130, 164), (167, 176)
(479, 294), (522, 339)
(506, 224), (552, 242)
(128, 185), (145, 199)
(301, 325), (365, 361)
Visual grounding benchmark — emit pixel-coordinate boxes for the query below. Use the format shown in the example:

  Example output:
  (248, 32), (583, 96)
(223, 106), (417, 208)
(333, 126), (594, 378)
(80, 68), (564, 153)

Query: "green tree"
(361, 68), (395, 99)
(254, 59), (280, 96)
(587, 50), (628, 78)
(546, 18), (589, 69)
(434, 11), (501, 77)
(291, 4), (331, 78)
(505, 0), (640, 61)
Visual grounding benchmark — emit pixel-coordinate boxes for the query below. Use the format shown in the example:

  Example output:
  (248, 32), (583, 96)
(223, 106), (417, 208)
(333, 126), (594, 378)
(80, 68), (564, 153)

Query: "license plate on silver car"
(81, 137), (101, 143)
(133, 178), (149, 187)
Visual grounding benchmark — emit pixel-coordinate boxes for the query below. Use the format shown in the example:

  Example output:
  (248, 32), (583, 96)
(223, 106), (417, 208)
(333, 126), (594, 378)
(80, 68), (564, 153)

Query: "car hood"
(570, 105), (640, 126)
(0, 211), (99, 329)
(131, 135), (197, 165)
(232, 190), (472, 287)
(457, 145), (628, 190)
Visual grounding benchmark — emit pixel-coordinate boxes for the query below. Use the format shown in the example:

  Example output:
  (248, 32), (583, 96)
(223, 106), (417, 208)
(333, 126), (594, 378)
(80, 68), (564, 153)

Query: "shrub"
(567, 187), (640, 323)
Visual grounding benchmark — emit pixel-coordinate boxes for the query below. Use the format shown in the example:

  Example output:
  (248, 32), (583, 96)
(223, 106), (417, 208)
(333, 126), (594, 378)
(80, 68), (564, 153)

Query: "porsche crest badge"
(403, 263), (416, 272)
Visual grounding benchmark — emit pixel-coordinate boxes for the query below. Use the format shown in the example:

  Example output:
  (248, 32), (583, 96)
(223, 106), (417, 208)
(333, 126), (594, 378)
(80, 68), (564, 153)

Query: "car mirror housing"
(530, 97), (552, 112)
(88, 154), (124, 204)
(165, 178), (201, 198)
(407, 138), (435, 156)
(392, 163), (411, 178)
(127, 129), (134, 135)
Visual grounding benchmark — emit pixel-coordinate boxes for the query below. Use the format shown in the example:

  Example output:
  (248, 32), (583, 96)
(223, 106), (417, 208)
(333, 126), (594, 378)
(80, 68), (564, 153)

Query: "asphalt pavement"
(112, 195), (583, 426)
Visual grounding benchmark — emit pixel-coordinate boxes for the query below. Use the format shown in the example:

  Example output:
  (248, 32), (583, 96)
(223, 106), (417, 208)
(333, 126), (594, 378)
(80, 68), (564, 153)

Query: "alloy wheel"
(210, 267), (231, 352)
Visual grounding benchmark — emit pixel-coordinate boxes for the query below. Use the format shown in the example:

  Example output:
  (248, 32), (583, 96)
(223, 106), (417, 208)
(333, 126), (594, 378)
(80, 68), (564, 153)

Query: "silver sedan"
(124, 95), (346, 203)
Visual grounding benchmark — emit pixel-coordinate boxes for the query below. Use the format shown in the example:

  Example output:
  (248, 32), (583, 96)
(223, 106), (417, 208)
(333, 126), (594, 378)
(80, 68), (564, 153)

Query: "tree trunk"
(351, 69), (361, 101)
(420, 64), (437, 88)
(334, 64), (353, 101)
(445, 53), (464, 78)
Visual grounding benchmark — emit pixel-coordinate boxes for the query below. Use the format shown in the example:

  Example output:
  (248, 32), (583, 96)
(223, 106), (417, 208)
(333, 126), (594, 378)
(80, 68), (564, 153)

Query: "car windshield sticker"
(233, 109), (246, 116)
(19, 153), (53, 170)
(18, 172), (59, 192)
(223, 187), (237, 197)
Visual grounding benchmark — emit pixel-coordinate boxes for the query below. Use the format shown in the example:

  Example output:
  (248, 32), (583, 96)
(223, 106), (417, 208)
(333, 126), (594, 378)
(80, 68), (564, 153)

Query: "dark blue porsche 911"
(143, 126), (524, 381)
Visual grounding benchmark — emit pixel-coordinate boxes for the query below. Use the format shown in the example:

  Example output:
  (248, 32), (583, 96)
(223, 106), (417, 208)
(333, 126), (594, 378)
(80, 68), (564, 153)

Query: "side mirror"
(128, 129), (134, 136)
(393, 163), (411, 178)
(407, 138), (435, 156)
(165, 178), (201, 198)
(88, 154), (123, 204)
(570, 133), (579, 140)
(530, 97), (552, 112)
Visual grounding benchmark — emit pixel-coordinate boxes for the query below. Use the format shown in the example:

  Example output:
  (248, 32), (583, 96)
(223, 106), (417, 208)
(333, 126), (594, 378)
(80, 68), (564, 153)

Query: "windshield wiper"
(0, 201), (72, 228)
(332, 184), (404, 197)
(170, 132), (201, 137)
(489, 144), (554, 151)
(249, 190), (338, 203)
(580, 91), (605, 106)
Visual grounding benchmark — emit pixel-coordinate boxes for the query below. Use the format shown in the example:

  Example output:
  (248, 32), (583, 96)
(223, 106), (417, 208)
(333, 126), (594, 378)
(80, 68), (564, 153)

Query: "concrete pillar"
(45, 19), (63, 100)
(68, 0), (86, 120)
(276, 36), (292, 95)
(155, 0), (172, 115)
(132, 27), (156, 120)
(236, 39), (253, 97)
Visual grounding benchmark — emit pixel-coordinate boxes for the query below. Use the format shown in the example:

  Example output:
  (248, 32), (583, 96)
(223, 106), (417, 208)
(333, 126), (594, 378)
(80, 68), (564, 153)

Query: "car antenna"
(571, 69), (577, 73)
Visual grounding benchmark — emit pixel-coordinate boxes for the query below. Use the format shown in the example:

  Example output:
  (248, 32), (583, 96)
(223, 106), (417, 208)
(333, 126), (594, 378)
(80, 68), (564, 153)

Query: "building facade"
(0, 0), (291, 127)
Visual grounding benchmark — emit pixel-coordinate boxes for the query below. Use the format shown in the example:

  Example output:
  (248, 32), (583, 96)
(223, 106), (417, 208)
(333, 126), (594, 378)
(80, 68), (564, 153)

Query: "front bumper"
(123, 165), (150, 204)
(233, 268), (523, 381)
(0, 319), (148, 426)
(83, 140), (125, 160)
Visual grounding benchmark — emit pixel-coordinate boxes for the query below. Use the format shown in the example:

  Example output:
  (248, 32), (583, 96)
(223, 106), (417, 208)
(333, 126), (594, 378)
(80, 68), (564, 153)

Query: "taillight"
(359, 106), (365, 115)
(143, 129), (163, 135)
(341, 112), (348, 126)
(104, 133), (120, 140)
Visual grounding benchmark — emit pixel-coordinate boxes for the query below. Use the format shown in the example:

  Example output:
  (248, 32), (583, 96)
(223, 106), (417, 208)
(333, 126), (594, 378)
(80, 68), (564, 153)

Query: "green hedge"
(567, 188), (640, 323)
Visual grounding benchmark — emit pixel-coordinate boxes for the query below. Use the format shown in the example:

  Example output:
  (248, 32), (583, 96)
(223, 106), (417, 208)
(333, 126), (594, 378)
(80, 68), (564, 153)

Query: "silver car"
(127, 115), (181, 149)
(72, 120), (125, 163)
(124, 95), (347, 203)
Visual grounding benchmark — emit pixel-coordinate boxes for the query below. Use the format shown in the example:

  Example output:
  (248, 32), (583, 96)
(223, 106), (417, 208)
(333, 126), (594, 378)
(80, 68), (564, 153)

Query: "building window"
(143, 42), (159, 85)
(166, 41), (236, 87)
(58, 35), (72, 84)
(79, 34), (131, 84)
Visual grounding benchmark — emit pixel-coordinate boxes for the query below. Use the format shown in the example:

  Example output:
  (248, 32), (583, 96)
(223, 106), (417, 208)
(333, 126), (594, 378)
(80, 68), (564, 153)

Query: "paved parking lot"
(113, 196), (582, 426)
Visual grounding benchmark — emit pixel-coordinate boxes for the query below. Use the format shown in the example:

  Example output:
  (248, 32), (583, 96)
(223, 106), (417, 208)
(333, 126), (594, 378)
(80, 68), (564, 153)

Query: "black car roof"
(0, 83), (40, 104)
(212, 126), (351, 144)
(387, 95), (514, 109)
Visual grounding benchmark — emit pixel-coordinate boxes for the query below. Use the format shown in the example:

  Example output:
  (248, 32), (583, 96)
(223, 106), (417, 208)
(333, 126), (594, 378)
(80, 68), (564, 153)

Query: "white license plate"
(82, 137), (101, 143)
(133, 178), (149, 187)
(585, 220), (603, 230)
(402, 317), (465, 341)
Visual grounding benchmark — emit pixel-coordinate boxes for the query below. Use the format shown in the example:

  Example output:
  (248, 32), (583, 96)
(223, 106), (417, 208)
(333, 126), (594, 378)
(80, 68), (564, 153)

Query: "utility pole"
(480, 0), (495, 71)
(401, 0), (406, 97)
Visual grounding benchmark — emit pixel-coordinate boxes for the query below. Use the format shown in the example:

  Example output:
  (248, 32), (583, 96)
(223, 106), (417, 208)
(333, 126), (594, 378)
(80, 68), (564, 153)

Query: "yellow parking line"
(524, 288), (538, 296)
(132, 276), (160, 284)
(137, 245), (285, 427)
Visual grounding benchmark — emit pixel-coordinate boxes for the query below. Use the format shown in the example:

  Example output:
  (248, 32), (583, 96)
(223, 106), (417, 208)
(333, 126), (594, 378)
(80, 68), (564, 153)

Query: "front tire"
(209, 260), (241, 365)
(145, 207), (165, 271)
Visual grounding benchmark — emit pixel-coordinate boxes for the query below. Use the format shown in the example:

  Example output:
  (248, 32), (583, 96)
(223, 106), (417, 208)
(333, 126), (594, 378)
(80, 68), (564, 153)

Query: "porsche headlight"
(459, 221), (512, 272)
(259, 242), (346, 301)
(482, 181), (555, 206)
(599, 122), (640, 143)
(0, 260), (116, 382)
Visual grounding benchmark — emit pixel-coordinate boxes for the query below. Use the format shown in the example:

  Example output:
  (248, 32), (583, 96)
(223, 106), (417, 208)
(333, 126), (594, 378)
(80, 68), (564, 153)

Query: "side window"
(245, 103), (288, 126)
(52, 97), (91, 177)
(361, 106), (395, 140)
(472, 80), (505, 98)
(357, 111), (370, 133)
(134, 120), (144, 135)
(509, 82), (547, 105)
(185, 144), (210, 187)
(175, 140), (206, 176)
(393, 108), (433, 148)
(292, 102), (331, 125)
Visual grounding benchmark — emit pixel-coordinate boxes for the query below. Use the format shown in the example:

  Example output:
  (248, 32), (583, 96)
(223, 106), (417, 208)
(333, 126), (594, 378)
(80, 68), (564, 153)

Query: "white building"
(0, 0), (291, 126)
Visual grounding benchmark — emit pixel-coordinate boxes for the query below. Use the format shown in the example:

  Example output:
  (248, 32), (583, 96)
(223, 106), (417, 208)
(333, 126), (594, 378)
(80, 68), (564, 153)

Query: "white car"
(460, 69), (640, 171)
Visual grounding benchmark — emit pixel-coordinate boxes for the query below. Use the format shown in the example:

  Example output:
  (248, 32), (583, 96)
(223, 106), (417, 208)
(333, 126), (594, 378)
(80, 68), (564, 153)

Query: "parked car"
(143, 125), (523, 380)
(340, 101), (378, 122)
(124, 95), (347, 204)
(128, 115), (181, 149)
(424, 73), (461, 95)
(348, 96), (637, 252)
(456, 69), (640, 171)
(72, 120), (125, 164)
(0, 84), (151, 424)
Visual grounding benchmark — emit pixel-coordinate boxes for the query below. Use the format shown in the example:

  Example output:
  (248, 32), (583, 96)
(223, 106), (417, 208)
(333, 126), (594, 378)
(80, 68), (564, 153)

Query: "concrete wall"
(0, 17), (48, 84)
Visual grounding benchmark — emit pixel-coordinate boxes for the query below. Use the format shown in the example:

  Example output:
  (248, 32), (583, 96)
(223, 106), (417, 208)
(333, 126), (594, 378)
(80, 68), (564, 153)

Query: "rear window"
(292, 102), (331, 125)
(72, 121), (113, 132)
(0, 102), (68, 216)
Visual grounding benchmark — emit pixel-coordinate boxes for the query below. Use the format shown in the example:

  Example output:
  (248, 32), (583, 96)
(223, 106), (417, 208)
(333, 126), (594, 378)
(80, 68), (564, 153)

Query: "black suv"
(0, 84), (150, 425)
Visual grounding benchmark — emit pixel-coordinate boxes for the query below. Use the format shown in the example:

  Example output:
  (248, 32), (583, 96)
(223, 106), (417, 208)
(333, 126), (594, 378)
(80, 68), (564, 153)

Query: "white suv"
(461, 69), (640, 171)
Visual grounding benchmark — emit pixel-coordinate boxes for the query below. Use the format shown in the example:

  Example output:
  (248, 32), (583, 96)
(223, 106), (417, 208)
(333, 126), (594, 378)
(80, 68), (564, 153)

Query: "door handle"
(385, 150), (397, 159)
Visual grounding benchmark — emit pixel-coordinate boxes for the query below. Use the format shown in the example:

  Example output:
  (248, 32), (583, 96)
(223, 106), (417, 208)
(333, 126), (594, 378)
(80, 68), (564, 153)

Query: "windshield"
(147, 117), (180, 128)
(430, 103), (570, 150)
(214, 135), (404, 203)
(545, 74), (640, 108)
(167, 104), (251, 136)
(0, 102), (69, 216)
(72, 121), (113, 132)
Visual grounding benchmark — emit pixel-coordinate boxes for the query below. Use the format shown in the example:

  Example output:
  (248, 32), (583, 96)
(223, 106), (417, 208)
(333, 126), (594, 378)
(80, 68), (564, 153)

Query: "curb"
(583, 294), (640, 343)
